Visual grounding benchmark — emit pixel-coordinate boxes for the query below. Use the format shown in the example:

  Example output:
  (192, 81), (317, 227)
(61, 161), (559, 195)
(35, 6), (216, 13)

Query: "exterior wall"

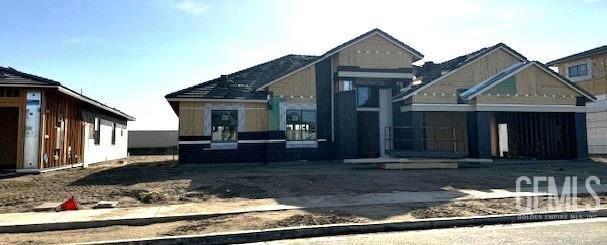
(555, 53), (607, 96)
(83, 118), (128, 164)
(476, 65), (579, 105)
(587, 111), (607, 154)
(332, 33), (413, 69)
(423, 112), (468, 154)
(178, 101), (204, 136)
(413, 48), (523, 104)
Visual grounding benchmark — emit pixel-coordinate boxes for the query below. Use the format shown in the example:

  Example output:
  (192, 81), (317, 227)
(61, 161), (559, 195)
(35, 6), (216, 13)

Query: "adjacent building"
(167, 28), (595, 164)
(0, 67), (134, 173)
(128, 130), (178, 155)
(547, 46), (607, 154)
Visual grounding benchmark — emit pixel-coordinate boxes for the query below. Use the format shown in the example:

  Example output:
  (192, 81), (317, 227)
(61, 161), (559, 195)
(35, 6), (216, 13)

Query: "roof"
(167, 28), (424, 99)
(0, 66), (135, 121)
(165, 54), (318, 100)
(392, 43), (528, 102)
(547, 45), (607, 66)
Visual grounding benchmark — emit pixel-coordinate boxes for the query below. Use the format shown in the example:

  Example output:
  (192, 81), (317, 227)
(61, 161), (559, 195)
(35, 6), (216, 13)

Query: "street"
(265, 217), (607, 245)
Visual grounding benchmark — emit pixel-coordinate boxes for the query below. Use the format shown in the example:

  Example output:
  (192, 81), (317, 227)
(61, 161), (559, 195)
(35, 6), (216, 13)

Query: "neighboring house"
(166, 28), (595, 164)
(547, 46), (607, 154)
(128, 130), (178, 155)
(0, 67), (134, 173)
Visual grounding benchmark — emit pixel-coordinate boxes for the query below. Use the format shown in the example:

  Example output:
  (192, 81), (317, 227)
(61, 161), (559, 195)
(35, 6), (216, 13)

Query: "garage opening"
(494, 112), (577, 159)
(0, 107), (19, 169)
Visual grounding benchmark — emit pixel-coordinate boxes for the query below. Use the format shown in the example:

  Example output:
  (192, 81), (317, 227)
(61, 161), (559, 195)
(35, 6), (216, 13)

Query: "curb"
(79, 208), (607, 245)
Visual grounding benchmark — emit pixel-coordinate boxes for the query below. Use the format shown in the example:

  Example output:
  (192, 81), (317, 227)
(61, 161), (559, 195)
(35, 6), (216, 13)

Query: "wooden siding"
(332, 34), (413, 69)
(413, 48), (522, 104)
(245, 103), (267, 132)
(555, 53), (607, 96)
(40, 90), (85, 169)
(179, 101), (204, 136)
(476, 65), (579, 105)
(0, 88), (26, 168)
(178, 101), (269, 136)
(268, 65), (316, 101)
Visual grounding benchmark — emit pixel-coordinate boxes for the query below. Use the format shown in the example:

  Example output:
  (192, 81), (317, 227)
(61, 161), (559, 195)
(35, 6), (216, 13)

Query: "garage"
(0, 107), (19, 169)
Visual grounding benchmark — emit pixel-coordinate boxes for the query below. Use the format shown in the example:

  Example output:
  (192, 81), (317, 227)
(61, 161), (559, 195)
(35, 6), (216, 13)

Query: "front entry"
(357, 111), (379, 158)
(0, 107), (19, 169)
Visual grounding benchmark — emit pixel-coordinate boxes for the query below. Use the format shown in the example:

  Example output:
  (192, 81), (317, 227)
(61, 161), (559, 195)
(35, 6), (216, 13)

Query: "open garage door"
(0, 107), (19, 169)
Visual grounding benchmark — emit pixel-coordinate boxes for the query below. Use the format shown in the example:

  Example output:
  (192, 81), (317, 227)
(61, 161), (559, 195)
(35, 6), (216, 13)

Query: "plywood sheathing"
(269, 65), (316, 102)
(332, 34), (413, 70)
(555, 53), (607, 96)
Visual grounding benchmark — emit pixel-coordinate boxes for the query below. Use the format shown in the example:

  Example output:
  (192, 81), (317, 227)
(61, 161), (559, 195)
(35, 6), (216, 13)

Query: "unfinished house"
(547, 45), (607, 154)
(167, 28), (595, 164)
(0, 67), (135, 173)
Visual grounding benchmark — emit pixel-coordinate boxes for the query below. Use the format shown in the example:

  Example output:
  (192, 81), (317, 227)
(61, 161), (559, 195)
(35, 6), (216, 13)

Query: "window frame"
(111, 123), (117, 145)
(211, 109), (239, 143)
(94, 118), (101, 145)
(356, 86), (380, 108)
(285, 109), (317, 142)
(566, 62), (591, 81)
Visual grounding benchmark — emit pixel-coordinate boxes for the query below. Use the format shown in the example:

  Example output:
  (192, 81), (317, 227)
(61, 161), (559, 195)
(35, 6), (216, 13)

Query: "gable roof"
(165, 54), (317, 100)
(254, 28), (424, 92)
(459, 61), (596, 102)
(392, 43), (528, 102)
(0, 66), (135, 121)
(547, 45), (607, 66)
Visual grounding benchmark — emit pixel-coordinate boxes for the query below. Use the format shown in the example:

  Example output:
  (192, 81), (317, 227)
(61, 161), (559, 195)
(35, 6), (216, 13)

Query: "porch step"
(377, 159), (458, 170)
(388, 150), (465, 158)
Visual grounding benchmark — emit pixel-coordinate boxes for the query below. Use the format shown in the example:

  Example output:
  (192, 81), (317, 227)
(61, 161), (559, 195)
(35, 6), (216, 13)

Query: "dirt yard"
(1, 156), (606, 213)
(2, 195), (606, 244)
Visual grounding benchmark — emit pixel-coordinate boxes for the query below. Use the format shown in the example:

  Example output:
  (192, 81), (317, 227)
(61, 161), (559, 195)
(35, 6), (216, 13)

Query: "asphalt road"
(263, 218), (607, 245)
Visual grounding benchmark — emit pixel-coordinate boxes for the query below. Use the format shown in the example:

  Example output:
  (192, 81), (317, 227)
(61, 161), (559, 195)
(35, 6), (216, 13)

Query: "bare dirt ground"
(1, 156), (606, 213)
(2, 195), (606, 244)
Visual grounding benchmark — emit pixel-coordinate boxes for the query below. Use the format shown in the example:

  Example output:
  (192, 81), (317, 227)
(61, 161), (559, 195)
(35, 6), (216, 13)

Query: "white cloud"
(172, 0), (209, 15)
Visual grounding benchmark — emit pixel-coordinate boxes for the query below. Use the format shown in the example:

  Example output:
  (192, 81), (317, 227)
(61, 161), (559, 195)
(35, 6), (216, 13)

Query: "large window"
(286, 109), (317, 141)
(357, 86), (379, 107)
(568, 63), (588, 78)
(211, 110), (238, 142)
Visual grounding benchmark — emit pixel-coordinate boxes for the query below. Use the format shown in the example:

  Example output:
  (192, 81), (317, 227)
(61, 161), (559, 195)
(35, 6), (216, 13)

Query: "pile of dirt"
(193, 182), (267, 198)
(263, 213), (368, 229)
(114, 189), (169, 204)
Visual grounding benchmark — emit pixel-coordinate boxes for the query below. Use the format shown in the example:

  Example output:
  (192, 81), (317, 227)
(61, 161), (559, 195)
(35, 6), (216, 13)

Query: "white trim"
(238, 139), (285, 143)
(209, 143), (237, 150)
(256, 31), (422, 92)
(166, 98), (267, 103)
(401, 103), (587, 112)
(393, 46), (527, 102)
(286, 141), (318, 148)
(337, 71), (413, 79)
(178, 139), (288, 145)
(356, 107), (380, 111)
(179, 140), (211, 144)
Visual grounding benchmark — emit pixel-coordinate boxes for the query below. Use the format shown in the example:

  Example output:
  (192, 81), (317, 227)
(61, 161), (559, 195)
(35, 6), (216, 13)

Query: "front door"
(0, 107), (19, 169)
(357, 111), (379, 158)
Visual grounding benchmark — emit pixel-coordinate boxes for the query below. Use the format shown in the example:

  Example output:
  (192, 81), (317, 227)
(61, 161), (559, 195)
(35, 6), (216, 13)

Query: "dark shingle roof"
(165, 54), (318, 100)
(0, 66), (135, 120)
(393, 43), (527, 101)
(547, 45), (607, 66)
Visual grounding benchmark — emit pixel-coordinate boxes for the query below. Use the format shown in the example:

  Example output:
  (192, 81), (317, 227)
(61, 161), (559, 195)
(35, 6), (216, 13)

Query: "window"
(211, 110), (238, 142)
(357, 86), (379, 107)
(568, 63), (588, 78)
(286, 109), (317, 141)
(340, 80), (353, 92)
(94, 118), (101, 145)
(111, 123), (116, 145)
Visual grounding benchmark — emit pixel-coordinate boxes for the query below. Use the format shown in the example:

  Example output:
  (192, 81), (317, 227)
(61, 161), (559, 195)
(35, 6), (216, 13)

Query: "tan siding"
(477, 65), (579, 105)
(269, 66), (316, 100)
(178, 101), (204, 136)
(245, 103), (267, 132)
(334, 34), (413, 69)
(413, 48), (522, 104)
(555, 53), (607, 96)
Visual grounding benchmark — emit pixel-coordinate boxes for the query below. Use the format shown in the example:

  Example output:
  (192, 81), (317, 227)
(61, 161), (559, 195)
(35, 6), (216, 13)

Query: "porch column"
(411, 111), (424, 151)
(467, 111), (492, 159)
(575, 112), (589, 160)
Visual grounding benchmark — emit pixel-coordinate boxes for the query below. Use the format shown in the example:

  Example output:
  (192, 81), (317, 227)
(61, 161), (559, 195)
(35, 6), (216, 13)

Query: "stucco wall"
(83, 119), (128, 164)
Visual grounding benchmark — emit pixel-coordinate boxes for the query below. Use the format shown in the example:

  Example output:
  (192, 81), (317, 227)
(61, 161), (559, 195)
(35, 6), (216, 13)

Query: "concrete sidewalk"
(1, 185), (605, 233)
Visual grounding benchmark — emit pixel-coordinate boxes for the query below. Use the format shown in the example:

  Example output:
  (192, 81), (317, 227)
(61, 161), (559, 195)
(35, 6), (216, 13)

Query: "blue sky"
(1, 0), (606, 130)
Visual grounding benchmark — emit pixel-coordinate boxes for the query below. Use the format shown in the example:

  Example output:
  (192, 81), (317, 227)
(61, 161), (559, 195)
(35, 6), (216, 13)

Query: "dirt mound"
(193, 182), (267, 198)
(264, 213), (366, 228)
